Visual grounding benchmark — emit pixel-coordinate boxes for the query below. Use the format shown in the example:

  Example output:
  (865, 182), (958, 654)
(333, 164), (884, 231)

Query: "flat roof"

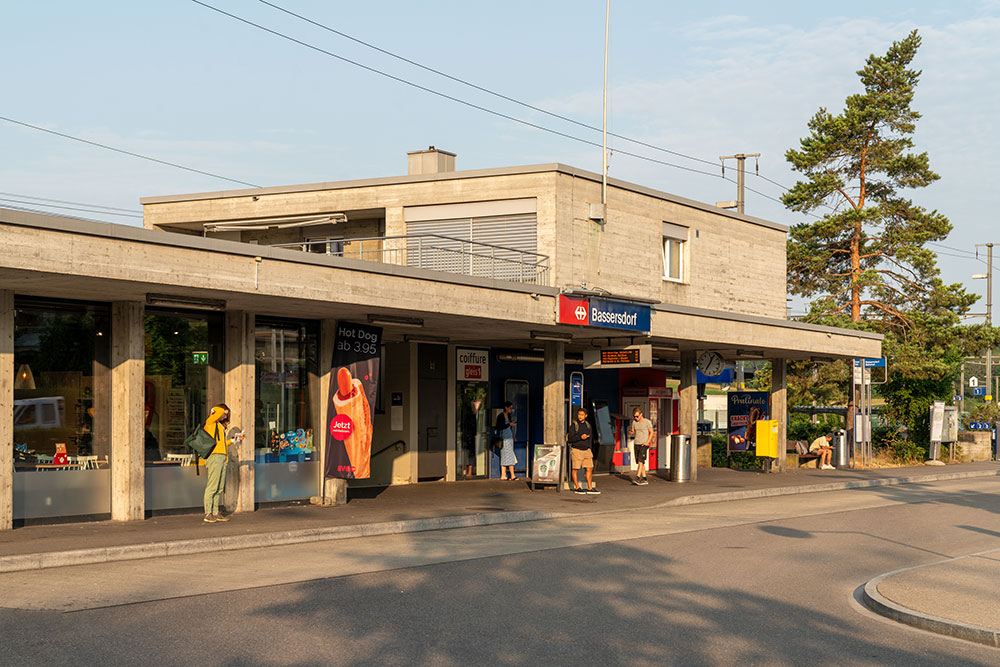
(139, 162), (789, 233)
(1, 206), (874, 345)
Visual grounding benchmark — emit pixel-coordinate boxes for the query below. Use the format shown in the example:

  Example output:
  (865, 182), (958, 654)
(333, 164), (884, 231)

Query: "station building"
(0, 148), (881, 527)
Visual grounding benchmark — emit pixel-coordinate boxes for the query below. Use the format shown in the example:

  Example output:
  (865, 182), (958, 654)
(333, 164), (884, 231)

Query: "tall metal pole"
(719, 153), (760, 214)
(988, 243), (993, 403)
(601, 0), (610, 207)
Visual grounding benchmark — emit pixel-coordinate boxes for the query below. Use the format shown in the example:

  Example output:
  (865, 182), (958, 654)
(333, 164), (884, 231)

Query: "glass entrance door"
(254, 322), (318, 501)
(457, 381), (489, 478)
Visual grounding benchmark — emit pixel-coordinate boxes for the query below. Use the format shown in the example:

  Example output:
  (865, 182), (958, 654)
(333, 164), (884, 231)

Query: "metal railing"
(270, 234), (550, 286)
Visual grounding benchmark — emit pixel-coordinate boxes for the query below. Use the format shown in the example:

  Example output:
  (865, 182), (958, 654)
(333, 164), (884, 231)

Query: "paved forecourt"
(2, 475), (999, 613)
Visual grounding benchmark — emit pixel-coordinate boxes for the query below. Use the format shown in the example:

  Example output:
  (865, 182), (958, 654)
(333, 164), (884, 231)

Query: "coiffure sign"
(557, 295), (651, 332)
(457, 348), (489, 382)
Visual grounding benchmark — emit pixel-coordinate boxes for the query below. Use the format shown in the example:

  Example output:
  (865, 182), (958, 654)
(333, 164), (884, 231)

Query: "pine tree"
(782, 30), (973, 330)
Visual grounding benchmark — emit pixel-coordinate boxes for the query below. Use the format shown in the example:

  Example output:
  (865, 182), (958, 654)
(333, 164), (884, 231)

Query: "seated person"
(809, 433), (835, 469)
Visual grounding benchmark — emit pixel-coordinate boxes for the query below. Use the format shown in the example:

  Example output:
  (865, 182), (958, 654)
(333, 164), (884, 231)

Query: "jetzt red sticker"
(330, 414), (354, 440)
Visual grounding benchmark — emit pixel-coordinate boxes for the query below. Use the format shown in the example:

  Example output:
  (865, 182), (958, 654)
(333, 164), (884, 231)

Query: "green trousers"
(203, 453), (227, 515)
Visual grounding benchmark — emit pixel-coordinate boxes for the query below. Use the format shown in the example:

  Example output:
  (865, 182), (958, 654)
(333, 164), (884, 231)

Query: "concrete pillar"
(0, 290), (13, 530)
(317, 319), (346, 505)
(224, 311), (256, 512)
(408, 342), (420, 483)
(678, 350), (698, 481)
(771, 358), (788, 473)
(111, 301), (145, 522)
(445, 344), (457, 482)
(543, 341), (565, 445)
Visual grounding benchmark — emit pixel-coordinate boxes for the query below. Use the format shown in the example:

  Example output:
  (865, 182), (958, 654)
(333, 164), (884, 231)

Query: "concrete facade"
(1, 155), (884, 528)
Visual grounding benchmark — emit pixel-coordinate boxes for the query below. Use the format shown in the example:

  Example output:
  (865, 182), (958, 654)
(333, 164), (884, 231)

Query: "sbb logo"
(574, 306), (587, 321)
(329, 414), (354, 440)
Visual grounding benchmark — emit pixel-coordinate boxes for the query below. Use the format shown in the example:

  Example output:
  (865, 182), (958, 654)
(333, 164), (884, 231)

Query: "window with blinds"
(405, 212), (539, 281)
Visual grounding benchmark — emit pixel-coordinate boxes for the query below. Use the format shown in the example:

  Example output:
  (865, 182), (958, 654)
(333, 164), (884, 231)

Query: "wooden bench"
(787, 441), (821, 468)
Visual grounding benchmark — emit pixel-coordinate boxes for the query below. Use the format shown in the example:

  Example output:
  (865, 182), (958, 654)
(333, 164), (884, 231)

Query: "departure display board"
(583, 345), (652, 369)
(600, 348), (641, 366)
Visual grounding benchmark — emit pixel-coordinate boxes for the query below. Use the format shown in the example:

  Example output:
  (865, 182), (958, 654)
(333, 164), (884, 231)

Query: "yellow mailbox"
(755, 419), (779, 458)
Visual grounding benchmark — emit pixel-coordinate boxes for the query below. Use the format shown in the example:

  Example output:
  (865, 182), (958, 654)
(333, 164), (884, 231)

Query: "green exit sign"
(192, 351), (208, 365)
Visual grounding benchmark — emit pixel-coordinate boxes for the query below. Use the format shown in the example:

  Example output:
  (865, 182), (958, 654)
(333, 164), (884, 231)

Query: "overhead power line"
(257, 0), (725, 171)
(0, 202), (126, 224)
(0, 197), (142, 218)
(0, 115), (261, 188)
(192, 0), (796, 211)
(0, 191), (141, 214)
(257, 0), (809, 198)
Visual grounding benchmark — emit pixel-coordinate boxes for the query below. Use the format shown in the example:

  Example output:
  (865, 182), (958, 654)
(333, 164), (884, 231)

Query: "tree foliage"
(783, 30), (975, 329)
(782, 31), (994, 442)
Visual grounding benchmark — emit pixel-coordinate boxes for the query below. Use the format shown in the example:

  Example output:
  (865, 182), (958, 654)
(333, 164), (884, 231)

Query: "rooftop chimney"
(407, 146), (456, 176)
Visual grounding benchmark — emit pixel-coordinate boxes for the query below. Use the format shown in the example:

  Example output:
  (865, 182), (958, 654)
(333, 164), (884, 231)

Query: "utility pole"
(601, 0), (610, 208)
(975, 243), (994, 402)
(718, 153), (761, 215)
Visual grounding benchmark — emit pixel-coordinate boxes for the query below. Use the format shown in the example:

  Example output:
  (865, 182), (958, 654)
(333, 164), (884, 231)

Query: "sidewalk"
(3, 462), (997, 574)
(862, 547), (1000, 648)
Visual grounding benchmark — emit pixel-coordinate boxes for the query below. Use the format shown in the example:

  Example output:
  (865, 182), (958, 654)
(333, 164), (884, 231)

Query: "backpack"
(183, 426), (218, 475)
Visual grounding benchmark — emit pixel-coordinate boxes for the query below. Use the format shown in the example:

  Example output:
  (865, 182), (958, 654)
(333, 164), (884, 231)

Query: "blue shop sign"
(588, 298), (651, 332)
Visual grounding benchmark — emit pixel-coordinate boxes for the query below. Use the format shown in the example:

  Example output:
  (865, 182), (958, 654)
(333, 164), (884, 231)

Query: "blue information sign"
(570, 373), (583, 407)
(970, 422), (992, 430)
(854, 358), (887, 368)
(973, 387), (987, 397)
(698, 368), (734, 384)
(588, 298), (651, 332)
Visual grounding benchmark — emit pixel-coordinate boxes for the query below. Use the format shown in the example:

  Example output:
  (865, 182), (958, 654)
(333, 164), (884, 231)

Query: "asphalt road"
(2, 477), (999, 666)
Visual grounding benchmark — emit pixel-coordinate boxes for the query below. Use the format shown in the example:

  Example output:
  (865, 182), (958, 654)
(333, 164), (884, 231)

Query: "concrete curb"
(861, 552), (1000, 649)
(2, 468), (997, 574)
(655, 469), (1000, 509)
(0, 509), (571, 574)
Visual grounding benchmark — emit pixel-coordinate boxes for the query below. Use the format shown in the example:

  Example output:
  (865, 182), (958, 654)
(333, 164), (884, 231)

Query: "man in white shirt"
(629, 408), (654, 485)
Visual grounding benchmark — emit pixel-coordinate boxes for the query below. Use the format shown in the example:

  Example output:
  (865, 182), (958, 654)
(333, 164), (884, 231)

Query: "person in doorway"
(810, 432), (836, 470)
(567, 407), (599, 494)
(202, 404), (243, 523)
(495, 401), (518, 480)
(629, 407), (654, 485)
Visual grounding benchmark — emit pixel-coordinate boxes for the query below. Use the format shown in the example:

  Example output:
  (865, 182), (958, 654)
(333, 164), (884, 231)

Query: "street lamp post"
(973, 242), (994, 403)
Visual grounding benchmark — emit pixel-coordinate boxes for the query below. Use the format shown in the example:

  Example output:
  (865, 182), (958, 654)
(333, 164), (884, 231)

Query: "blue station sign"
(557, 295), (650, 332)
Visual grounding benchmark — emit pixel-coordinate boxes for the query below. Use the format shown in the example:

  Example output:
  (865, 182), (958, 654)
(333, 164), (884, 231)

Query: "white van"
(13, 397), (64, 429)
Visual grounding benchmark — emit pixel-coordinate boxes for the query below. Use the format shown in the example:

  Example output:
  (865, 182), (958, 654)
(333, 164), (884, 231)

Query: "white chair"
(76, 455), (99, 470)
(166, 453), (195, 466)
(35, 454), (53, 464)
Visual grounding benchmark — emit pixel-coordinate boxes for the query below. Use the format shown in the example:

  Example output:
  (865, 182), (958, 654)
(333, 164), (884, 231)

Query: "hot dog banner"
(727, 391), (769, 454)
(325, 322), (382, 479)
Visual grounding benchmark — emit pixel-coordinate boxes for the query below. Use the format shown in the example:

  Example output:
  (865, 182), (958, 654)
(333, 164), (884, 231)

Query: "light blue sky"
(3, 1), (998, 318)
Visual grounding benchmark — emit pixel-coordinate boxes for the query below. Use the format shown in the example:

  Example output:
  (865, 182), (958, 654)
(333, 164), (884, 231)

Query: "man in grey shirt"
(629, 407), (653, 485)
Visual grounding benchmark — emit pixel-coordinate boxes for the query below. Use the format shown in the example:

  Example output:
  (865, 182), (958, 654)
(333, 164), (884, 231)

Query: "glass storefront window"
(457, 381), (489, 478)
(144, 310), (223, 510)
(254, 320), (319, 501)
(13, 299), (111, 520)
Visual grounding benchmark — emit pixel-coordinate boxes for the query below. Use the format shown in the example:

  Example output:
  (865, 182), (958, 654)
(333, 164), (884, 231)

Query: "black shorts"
(634, 444), (649, 464)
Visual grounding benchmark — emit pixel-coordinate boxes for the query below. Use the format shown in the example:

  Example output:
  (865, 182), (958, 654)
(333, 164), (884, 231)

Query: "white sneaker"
(822, 464), (835, 470)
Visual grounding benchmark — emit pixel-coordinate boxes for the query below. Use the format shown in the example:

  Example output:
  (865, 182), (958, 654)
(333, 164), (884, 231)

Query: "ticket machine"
(613, 387), (678, 473)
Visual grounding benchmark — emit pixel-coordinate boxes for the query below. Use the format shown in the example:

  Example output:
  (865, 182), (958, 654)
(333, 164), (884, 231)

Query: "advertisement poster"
(532, 444), (563, 485)
(325, 322), (381, 479)
(727, 391), (769, 453)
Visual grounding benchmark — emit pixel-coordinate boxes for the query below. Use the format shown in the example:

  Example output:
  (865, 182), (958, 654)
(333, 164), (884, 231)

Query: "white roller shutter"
(406, 213), (538, 281)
